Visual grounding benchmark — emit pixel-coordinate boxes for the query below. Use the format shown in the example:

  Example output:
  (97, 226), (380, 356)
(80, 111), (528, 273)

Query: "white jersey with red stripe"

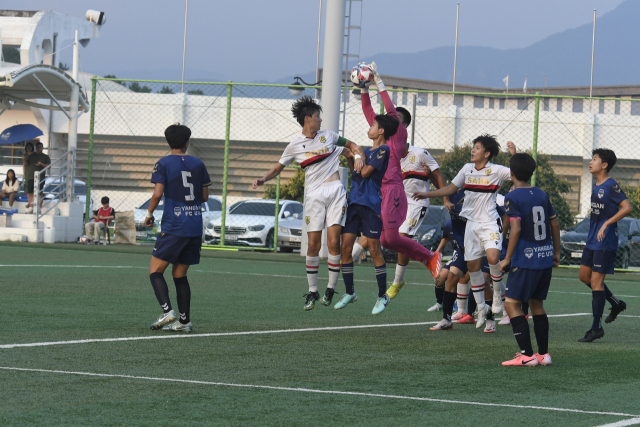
(279, 130), (345, 192)
(451, 162), (511, 223)
(401, 145), (440, 207)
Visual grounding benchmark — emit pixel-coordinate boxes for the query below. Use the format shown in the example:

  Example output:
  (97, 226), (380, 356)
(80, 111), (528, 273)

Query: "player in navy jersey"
(578, 149), (632, 343)
(146, 124), (212, 333)
(499, 154), (560, 366)
(334, 114), (396, 314)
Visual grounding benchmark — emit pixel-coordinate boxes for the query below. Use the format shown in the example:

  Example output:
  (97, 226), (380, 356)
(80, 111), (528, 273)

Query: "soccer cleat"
(150, 310), (177, 330)
(387, 281), (405, 299)
(578, 328), (605, 342)
(605, 300), (627, 323)
(303, 292), (320, 311)
(457, 313), (475, 324)
(162, 320), (193, 333)
(426, 252), (442, 282)
(430, 318), (454, 330)
(334, 292), (358, 309)
(321, 288), (338, 306)
(498, 313), (511, 325)
(372, 294), (390, 315)
(476, 304), (490, 329)
(535, 353), (552, 366)
(502, 353), (539, 367)
(491, 299), (502, 314)
(451, 311), (465, 321)
(427, 302), (443, 312)
(484, 319), (496, 333)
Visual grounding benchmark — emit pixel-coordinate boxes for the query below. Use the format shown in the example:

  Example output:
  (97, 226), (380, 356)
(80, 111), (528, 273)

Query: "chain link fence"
(84, 78), (640, 268)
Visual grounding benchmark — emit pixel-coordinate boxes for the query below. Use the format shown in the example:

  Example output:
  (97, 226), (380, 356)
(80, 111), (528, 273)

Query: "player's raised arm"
(413, 183), (459, 201)
(252, 162), (286, 189)
(369, 62), (398, 119)
(360, 87), (377, 126)
(507, 141), (517, 155)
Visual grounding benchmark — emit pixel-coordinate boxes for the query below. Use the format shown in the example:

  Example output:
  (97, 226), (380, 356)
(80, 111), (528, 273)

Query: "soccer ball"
(79, 235), (88, 243)
(350, 64), (373, 88)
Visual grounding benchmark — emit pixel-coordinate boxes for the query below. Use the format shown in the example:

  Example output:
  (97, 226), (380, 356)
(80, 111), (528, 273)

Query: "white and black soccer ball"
(79, 235), (89, 243)
(350, 65), (373, 88)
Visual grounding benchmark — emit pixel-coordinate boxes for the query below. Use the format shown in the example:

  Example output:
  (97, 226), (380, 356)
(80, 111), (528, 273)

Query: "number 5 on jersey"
(182, 171), (195, 201)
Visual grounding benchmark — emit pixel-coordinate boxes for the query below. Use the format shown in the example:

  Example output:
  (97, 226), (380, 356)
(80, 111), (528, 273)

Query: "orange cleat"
(535, 353), (552, 366)
(456, 313), (475, 324)
(427, 252), (442, 282)
(502, 353), (539, 367)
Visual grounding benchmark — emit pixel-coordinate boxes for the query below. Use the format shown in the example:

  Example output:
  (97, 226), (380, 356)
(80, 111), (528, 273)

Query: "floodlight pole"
(67, 30), (80, 201)
(452, 3), (459, 92)
(315, 0), (323, 99)
(181, 0), (189, 93)
(589, 9), (596, 111)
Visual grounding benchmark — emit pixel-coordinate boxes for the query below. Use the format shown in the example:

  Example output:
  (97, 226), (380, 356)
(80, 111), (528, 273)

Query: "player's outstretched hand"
(369, 61), (383, 87)
(252, 178), (265, 189)
(412, 191), (428, 201)
(597, 223), (608, 242)
(444, 199), (454, 212)
(354, 158), (364, 173)
(498, 258), (510, 273)
(507, 141), (516, 155)
(144, 216), (155, 227)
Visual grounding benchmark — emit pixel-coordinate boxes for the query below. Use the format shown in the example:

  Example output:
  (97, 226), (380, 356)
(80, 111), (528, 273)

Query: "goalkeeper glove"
(369, 61), (386, 92)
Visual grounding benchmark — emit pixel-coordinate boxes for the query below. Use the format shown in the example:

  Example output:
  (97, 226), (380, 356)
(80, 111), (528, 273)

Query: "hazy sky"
(13, 0), (626, 82)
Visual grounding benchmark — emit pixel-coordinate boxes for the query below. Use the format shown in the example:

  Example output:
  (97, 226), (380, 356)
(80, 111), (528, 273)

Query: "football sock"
(486, 300), (495, 321)
(393, 262), (408, 285)
(469, 271), (486, 307)
(150, 272), (172, 313)
(489, 264), (504, 302)
(443, 291), (456, 321)
(603, 282), (621, 307)
(467, 293), (477, 315)
(592, 290), (606, 330)
(375, 263), (387, 297)
(327, 254), (341, 289)
(500, 281), (506, 304)
(306, 256), (320, 293)
(342, 262), (355, 295)
(457, 281), (469, 313)
(352, 242), (365, 262)
(435, 284), (445, 305)
(533, 314), (549, 355)
(521, 301), (530, 315)
(511, 315), (534, 357)
(173, 276), (191, 324)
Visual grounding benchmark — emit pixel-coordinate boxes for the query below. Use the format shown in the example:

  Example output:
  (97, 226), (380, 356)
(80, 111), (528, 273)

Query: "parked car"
(560, 217), (640, 269)
(205, 199), (303, 248)
(278, 216), (303, 252)
(134, 195), (223, 239)
(381, 206), (450, 263)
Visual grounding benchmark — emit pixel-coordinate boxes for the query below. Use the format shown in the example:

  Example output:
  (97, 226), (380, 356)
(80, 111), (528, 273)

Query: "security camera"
(86, 10), (106, 25)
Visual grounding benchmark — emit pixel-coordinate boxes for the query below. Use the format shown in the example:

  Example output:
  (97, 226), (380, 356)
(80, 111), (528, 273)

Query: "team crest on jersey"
(305, 216), (310, 225)
(598, 189), (604, 199)
(319, 136), (326, 143)
(525, 248), (534, 259)
(409, 155), (415, 163)
(485, 169), (492, 175)
(174, 207), (181, 217)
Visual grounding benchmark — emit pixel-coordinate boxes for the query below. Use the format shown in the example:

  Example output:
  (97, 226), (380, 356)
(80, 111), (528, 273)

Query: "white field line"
(594, 418), (640, 427)
(0, 367), (637, 419)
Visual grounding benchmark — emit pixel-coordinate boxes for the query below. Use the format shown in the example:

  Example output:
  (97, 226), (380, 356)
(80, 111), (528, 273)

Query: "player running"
(414, 135), (516, 330)
(361, 62), (442, 283)
(146, 124), (212, 333)
(577, 148), (631, 342)
(334, 114), (395, 314)
(499, 153), (560, 366)
(253, 96), (367, 311)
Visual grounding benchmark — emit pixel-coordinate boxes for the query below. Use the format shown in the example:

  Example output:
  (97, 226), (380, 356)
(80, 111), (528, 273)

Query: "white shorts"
(399, 203), (428, 236)
(464, 219), (503, 261)
(304, 181), (348, 232)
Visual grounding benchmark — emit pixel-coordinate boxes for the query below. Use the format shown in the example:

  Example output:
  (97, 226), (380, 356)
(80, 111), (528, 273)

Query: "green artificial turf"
(0, 244), (638, 426)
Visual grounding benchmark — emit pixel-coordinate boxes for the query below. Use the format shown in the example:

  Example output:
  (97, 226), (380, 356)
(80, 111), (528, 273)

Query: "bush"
(621, 184), (640, 219)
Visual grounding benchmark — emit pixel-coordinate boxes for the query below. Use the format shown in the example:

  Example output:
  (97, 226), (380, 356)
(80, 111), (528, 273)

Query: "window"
(631, 97), (640, 116)
(392, 89), (398, 104)
(432, 93), (438, 107)
(499, 99), (505, 110)
(230, 202), (284, 216)
(573, 98), (583, 113)
(207, 198), (222, 212)
(543, 99), (550, 111)
(453, 94), (464, 107)
(488, 98), (495, 109)
(517, 98), (528, 110)
(473, 96), (485, 108)
(402, 88), (408, 105)
(140, 196), (165, 211)
(557, 98), (563, 112)
(599, 99), (605, 114)
(615, 97), (621, 115)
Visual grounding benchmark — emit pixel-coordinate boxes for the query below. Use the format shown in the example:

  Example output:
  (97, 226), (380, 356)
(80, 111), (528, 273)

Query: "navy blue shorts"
(505, 266), (552, 302)
(153, 232), (202, 265)
(581, 248), (615, 275)
(445, 249), (468, 275)
(343, 203), (382, 239)
(481, 255), (508, 274)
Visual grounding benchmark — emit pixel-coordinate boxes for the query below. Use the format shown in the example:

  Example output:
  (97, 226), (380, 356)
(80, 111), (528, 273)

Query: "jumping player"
(499, 153), (560, 366)
(414, 136), (516, 330)
(146, 124), (212, 333)
(577, 148), (631, 342)
(252, 96), (367, 311)
(334, 115), (395, 314)
(362, 62), (442, 283)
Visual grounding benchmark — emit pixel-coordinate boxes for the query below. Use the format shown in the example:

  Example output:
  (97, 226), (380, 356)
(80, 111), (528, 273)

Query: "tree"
(104, 75), (127, 86)
(1, 45), (20, 64)
(263, 166), (305, 202)
(159, 86), (174, 94)
(58, 62), (69, 71)
(129, 82), (152, 93)
(188, 89), (204, 95)
(620, 184), (640, 219)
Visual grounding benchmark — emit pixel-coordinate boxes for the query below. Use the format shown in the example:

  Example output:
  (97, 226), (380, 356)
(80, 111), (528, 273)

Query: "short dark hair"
(592, 148), (617, 172)
(101, 196), (109, 204)
(472, 134), (501, 160)
(509, 153), (537, 182)
(291, 96), (322, 127)
(374, 114), (400, 141)
(164, 123), (191, 149)
(395, 107), (411, 127)
(36, 142), (44, 149)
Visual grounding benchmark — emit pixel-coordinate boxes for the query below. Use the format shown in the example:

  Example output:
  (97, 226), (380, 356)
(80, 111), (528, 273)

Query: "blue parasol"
(0, 124), (44, 145)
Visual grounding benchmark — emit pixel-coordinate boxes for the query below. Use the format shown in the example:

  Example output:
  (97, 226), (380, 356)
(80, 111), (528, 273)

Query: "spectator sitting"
(0, 169), (19, 208)
(85, 196), (116, 244)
